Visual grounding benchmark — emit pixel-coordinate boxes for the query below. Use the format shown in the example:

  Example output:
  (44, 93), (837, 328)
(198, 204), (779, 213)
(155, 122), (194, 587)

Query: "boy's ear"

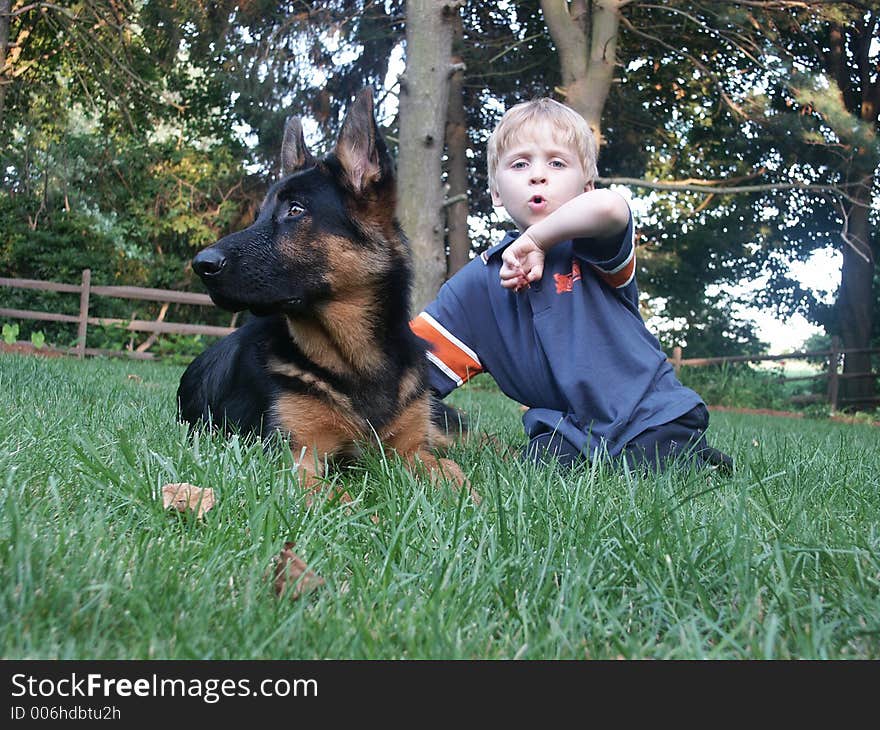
(583, 180), (595, 192)
(491, 186), (504, 207)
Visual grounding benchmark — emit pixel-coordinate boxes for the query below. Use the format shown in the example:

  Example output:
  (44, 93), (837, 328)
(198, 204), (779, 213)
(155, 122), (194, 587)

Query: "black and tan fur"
(177, 89), (467, 503)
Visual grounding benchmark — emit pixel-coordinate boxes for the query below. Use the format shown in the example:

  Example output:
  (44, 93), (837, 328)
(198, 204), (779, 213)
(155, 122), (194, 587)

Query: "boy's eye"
(549, 160), (566, 168)
(511, 160), (528, 170)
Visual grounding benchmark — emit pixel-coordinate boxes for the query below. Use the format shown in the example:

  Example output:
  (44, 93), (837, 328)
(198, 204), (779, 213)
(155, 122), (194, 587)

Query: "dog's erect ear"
(334, 88), (393, 194)
(281, 117), (316, 176)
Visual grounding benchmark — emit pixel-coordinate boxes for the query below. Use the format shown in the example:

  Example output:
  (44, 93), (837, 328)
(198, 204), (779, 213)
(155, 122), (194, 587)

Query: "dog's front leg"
(381, 398), (480, 505)
(289, 442), (355, 508)
(274, 393), (359, 508)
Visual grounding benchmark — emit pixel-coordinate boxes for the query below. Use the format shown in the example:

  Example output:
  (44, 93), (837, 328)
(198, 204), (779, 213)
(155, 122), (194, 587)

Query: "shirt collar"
(480, 230), (520, 265)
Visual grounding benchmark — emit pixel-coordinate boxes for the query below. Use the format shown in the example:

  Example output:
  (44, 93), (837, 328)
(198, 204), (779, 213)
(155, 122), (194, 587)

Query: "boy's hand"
(500, 232), (545, 291)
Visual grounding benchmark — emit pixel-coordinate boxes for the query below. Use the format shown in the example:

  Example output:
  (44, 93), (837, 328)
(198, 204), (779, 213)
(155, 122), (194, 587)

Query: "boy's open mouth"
(528, 195), (547, 211)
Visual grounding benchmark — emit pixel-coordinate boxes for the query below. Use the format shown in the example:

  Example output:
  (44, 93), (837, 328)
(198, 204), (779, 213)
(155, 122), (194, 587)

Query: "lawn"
(1, 352), (878, 659)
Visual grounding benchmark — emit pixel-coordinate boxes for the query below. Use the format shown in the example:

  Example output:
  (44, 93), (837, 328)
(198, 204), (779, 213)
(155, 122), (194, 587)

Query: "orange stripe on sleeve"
(593, 246), (636, 289)
(410, 312), (483, 386)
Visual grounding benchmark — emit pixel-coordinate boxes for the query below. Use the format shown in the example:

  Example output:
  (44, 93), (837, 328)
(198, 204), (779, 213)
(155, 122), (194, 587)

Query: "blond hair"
(486, 98), (598, 192)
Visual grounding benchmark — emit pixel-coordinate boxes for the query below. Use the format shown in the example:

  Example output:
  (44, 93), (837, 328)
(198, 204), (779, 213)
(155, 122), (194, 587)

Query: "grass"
(1, 353), (878, 659)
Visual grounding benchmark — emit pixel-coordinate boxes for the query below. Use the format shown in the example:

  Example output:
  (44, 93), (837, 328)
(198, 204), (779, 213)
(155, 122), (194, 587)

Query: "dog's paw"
(435, 457), (481, 505)
(406, 451), (480, 506)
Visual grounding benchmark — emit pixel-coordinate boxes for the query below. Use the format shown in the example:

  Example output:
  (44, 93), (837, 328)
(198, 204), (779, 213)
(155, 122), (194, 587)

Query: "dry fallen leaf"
(162, 483), (216, 519)
(271, 542), (324, 600)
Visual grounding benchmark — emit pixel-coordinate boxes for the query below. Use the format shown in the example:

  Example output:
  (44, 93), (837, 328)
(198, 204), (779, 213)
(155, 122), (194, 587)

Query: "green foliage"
(678, 361), (831, 412)
(29, 331), (45, 349)
(151, 333), (209, 364)
(650, 291), (766, 357)
(2, 323), (19, 345)
(802, 332), (834, 368)
(679, 363), (789, 410)
(88, 322), (133, 353)
(0, 197), (137, 285)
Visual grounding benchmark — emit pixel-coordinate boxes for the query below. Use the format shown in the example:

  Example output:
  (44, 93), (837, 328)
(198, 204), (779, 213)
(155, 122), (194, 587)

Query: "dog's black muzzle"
(192, 241), (309, 316)
(193, 247), (227, 278)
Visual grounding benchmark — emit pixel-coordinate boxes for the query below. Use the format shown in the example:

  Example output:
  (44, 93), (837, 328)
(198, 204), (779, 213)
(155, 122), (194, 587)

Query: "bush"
(679, 362), (798, 410)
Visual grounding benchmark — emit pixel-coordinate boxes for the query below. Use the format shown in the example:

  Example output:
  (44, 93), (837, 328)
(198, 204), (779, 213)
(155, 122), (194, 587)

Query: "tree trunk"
(0, 0), (11, 128)
(445, 10), (469, 276)
(398, 0), (458, 312)
(837, 196), (877, 408)
(828, 16), (879, 409)
(540, 0), (622, 144)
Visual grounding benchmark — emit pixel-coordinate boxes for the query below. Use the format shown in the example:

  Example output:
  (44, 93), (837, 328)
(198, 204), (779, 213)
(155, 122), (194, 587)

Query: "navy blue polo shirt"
(411, 209), (704, 458)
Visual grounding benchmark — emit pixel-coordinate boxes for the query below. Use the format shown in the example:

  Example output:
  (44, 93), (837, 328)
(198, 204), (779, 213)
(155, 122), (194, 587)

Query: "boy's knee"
(623, 412), (733, 475)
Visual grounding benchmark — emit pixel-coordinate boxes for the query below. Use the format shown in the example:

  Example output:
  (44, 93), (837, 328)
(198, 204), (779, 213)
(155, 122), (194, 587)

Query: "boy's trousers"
(524, 403), (733, 473)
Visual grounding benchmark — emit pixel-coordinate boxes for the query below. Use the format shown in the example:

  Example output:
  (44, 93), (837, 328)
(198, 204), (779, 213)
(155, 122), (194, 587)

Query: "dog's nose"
(193, 248), (227, 277)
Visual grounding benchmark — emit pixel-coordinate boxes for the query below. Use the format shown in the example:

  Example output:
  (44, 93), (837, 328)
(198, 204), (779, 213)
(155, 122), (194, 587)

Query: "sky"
(622, 189), (838, 355)
(738, 248), (839, 354)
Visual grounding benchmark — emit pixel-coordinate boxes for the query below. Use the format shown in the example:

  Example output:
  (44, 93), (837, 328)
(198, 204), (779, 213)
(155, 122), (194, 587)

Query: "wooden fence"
(0, 269), (236, 360)
(670, 339), (880, 411)
(1, 270), (878, 410)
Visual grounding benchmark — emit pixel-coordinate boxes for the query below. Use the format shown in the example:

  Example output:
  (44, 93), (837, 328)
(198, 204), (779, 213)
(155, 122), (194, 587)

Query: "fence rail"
(670, 339), (880, 411)
(0, 269), (235, 359)
(2, 270), (878, 411)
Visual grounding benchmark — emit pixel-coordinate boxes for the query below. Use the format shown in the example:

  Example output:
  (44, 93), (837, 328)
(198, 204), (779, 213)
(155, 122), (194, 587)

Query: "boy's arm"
(500, 189), (630, 290)
(411, 277), (485, 398)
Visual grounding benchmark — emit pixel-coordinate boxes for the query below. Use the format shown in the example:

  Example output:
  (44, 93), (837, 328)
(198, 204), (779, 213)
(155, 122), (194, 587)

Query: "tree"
(445, 9), (470, 277)
(0, 0), (255, 330)
(0, 0), (11, 127)
(782, 5), (879, 407)
(629, 1), (879, 405)
(397, 0), (459, 311)
(539, 0), (621, 144)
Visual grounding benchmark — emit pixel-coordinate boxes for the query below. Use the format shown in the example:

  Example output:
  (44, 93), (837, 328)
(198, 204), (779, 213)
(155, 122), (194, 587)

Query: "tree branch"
(721, 1), (870, 9)
(640, 2), (765, 67)
(619, 15), (749, 119)
(598, 176), (868, 204)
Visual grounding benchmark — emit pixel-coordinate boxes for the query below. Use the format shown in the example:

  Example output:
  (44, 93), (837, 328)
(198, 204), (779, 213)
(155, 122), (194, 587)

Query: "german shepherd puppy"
(177, 89), (467, 506)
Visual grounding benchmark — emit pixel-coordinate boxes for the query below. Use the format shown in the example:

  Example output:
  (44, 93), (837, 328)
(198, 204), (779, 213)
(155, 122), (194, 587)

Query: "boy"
(411, 98), (732, 472)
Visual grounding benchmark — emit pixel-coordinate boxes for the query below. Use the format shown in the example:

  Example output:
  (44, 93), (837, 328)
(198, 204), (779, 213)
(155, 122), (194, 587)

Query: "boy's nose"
(530, 170), (547, 184)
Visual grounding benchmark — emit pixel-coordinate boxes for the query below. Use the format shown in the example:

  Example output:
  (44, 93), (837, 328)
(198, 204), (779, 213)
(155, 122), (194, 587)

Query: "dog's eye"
(287, 202), (307, 219)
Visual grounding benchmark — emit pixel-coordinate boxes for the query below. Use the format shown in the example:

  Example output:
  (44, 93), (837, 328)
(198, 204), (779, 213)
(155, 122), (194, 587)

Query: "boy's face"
(491, 120), (592, 231)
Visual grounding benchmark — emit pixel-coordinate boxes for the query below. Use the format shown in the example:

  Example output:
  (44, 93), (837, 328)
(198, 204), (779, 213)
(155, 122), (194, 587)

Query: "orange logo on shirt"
(554, 260), (582, 293)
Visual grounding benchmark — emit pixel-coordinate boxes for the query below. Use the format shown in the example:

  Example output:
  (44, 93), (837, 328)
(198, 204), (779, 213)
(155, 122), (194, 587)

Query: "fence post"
(672, 346), (682, 377)
(76, 268), (91, 359)
(827, 335), (840, 412)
